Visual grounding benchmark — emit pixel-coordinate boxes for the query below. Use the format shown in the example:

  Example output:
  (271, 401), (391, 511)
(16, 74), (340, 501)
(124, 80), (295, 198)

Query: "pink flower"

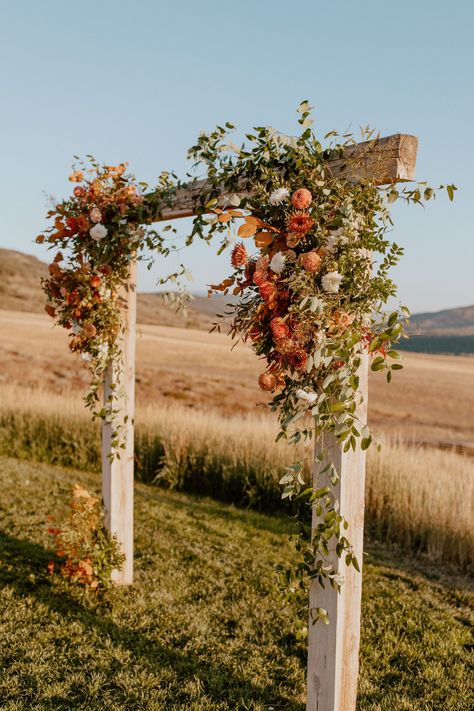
(90, 207), (102, 223)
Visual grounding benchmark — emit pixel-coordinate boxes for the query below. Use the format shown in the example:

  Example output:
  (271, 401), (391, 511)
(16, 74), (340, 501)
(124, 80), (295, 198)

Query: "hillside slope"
(409, 305), (474, 336)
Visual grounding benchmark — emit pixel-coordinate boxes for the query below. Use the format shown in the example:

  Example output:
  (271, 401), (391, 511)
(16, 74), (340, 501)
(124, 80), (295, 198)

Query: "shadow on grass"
(0, 529), (304, 710)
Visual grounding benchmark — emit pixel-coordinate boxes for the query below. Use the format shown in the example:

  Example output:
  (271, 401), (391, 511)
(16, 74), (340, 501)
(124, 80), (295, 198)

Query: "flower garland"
(37, 160), (184, 448)
(187, 103), (455, 608)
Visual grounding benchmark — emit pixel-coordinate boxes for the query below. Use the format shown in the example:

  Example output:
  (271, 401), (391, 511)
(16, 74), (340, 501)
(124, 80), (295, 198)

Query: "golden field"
(1, 308), (473, 448)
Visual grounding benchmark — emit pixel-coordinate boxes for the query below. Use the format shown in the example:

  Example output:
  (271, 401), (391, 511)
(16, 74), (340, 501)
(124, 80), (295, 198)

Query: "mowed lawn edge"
(0, 457), (472, 710)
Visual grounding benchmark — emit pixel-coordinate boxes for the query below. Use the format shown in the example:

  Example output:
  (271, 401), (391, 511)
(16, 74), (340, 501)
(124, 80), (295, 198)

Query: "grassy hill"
(0, 456), (472, 710)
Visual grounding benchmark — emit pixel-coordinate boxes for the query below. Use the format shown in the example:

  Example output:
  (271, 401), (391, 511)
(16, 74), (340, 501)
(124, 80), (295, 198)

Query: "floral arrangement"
(47, 484), (125, 591)
(37, 159), (183, 447)
(187, 103), (455, 605)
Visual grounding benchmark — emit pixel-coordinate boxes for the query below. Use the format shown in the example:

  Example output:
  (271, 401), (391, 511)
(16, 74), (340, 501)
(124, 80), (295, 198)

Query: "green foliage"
(186, 103), (454, 608)
(0, 458), (472, 709)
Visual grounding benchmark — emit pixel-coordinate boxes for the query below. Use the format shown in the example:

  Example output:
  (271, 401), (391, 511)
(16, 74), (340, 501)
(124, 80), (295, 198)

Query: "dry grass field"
(1, 308), (473, 449)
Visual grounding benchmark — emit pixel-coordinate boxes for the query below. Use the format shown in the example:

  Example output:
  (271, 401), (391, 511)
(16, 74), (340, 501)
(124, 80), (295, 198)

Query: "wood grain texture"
(150, 134), (418, 222)
(306, 355), (369, 711)
(102, 261), (137, 585)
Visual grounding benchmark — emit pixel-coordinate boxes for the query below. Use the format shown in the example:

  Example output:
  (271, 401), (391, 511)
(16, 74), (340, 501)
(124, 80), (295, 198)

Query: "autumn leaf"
(255, 232), (274, 248)
(209, 277), (235, 292)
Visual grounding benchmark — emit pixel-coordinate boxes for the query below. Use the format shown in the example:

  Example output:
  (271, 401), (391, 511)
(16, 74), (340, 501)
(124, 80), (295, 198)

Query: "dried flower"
(286, 233), (302, 248)
(287, 347), (307, 371)
(69, 170), (84, 183)
(259, 281), (277, 304)
(330, 309), (354, 329)
(82, 323), (97, 338)
(253, 270), (267, 286)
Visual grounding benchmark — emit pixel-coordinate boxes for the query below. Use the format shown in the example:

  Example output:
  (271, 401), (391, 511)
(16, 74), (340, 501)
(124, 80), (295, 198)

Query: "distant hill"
(0, 248), (473, 353)
(0, 248), (231, 329)
(408, 305), (474, 336)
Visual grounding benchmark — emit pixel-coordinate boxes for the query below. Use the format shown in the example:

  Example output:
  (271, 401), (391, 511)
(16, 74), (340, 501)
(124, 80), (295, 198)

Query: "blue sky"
(0, 0), (472, 312)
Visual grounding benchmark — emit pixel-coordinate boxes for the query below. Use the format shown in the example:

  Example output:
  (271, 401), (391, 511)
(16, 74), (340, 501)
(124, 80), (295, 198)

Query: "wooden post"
(102, 260), (137, 585)
(306, 355), (369, 711)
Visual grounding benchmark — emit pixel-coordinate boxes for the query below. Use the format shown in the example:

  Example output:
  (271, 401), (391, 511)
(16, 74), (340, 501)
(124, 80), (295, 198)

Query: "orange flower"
(69, 170), (84, 183)
(286, 211), (314, 235)
(82, 323), (97, 338)
(292, 188), (312, 209)
(258, 372), (277, 391)
(231, 243), (248, 268)
(299, 250), (322, 273)
(90, 275), (101, 288)
(253, 270), (267, 286)
(331, 309), (354, 329)
(270, 317), (290, 341)
(73, 186), (86, 197)
(259, 281), (277, 304)
(287, 347), (307, 371)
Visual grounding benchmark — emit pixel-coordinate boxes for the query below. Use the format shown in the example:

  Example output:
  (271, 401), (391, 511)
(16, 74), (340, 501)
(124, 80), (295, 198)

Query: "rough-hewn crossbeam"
(152, 133), (418, 223)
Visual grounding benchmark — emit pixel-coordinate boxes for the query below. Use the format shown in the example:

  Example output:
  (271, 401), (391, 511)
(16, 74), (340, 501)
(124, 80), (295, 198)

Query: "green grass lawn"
(0, 457), (472, 710)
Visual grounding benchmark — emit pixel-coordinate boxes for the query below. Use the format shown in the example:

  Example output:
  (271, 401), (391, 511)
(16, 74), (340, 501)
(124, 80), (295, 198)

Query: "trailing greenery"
(0, 457), (472, 710)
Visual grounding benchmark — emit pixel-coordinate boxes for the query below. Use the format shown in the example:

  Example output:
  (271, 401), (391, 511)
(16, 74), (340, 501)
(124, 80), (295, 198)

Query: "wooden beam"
(306, 356), (369, 711)
(102, 260), (137, 585)
(151, 133), (418, 222)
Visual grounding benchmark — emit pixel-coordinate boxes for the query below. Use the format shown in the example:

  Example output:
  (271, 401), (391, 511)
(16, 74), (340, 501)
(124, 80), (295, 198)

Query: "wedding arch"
(39, 105), (453, 711)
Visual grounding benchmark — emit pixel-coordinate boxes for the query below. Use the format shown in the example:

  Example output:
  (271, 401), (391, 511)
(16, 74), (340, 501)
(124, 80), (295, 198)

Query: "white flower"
(321, 270), (343, 294)
(314, 331), (326, 348)
(89, 223), (108, 241)
(296, 389), (318, 405)
(269, 252), (286, 274)
(81, 352), (92, 362)
(269, 188), (290, 205)
(325, 228), (347, 253)
(97, 342), (109, 359)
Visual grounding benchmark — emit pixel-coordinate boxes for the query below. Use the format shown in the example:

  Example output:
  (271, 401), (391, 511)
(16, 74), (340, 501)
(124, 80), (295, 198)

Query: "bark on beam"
(150, 133), (418, 223)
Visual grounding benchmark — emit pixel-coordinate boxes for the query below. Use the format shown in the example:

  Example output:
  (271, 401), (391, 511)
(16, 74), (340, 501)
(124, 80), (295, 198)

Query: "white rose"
(89, 223), (108, 241)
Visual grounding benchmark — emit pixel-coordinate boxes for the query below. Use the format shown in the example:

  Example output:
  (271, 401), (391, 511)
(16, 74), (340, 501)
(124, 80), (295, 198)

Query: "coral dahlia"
(286, 211), (314, 235)
(299, 251), (322, 273)
(292, 188), (312, 210)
